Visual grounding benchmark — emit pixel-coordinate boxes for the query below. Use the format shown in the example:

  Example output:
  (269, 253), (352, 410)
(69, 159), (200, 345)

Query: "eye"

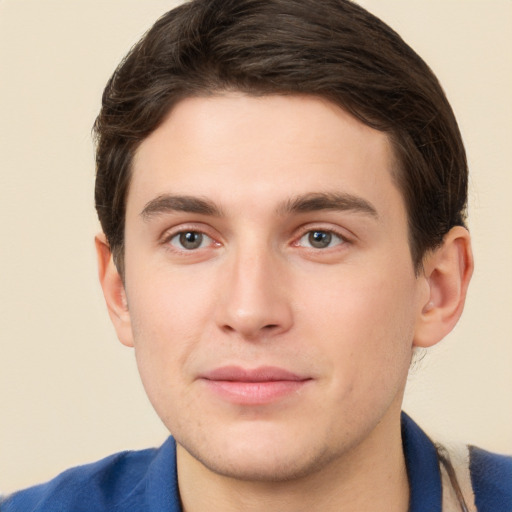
(297, 230), (345, 249)
(168, 231), (213, 250)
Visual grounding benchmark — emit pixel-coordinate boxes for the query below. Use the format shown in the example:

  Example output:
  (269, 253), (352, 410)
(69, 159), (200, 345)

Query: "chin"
(177, 427), (342, 484)
(199, 451), (332, 483)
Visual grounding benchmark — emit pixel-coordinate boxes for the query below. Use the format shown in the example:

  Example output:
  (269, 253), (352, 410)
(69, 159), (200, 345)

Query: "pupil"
(309, 231), (331, 248)
(180, 231), (202, 249)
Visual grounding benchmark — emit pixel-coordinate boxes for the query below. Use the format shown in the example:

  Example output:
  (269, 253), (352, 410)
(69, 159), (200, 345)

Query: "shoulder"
(0, 438), (178, 512)
(401, 412), (512, 511)
(470, 446), (512, 511)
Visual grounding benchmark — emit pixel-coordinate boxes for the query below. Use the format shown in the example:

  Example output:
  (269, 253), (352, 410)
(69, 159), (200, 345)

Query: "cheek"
(127, 261), (217, 338)
(298, 267), (418, 382)
(124, 269), (215, 402)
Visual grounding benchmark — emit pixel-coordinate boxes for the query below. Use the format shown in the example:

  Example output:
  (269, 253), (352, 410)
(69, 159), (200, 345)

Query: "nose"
(215, 246), (293, 340)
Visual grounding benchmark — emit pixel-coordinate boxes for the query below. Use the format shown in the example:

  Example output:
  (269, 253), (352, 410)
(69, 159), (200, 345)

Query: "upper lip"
(201, 366), (309, 382)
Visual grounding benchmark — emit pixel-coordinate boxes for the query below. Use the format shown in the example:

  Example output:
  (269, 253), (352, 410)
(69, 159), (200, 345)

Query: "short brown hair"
(94, 0), (467, 275)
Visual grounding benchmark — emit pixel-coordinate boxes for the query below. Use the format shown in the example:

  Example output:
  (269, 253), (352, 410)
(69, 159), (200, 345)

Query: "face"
(121, 94), (429, 481)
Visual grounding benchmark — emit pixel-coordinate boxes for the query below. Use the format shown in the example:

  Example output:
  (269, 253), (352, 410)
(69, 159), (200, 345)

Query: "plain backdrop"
(1, 0), (511, 494)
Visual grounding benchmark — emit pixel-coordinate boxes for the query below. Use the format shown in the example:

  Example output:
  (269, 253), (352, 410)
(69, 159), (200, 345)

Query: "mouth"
(199, 366), (312, 405)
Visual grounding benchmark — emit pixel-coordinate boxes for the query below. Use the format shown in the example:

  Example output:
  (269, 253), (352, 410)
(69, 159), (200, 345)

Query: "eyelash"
(167, 231), (216, 251)
(294, 228), (347, 250)
(162, 225), (219, 253)
(162, 225), (350, 255)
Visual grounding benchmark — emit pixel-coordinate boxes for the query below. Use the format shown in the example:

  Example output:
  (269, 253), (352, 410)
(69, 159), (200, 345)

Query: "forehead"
(129, 93), (402, 218)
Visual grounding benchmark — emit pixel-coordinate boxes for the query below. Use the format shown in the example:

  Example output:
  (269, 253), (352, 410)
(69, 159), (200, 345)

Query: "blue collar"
(402, 412), (442, 512)
(138, 413), (443, 511)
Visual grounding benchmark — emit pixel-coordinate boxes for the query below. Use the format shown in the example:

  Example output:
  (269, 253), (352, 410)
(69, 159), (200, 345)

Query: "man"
(2, 0), (511, 511)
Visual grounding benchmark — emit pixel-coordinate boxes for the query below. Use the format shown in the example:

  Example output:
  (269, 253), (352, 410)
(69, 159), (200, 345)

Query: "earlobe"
(413, 226), (474, 348)
(95, 234), (134, 347)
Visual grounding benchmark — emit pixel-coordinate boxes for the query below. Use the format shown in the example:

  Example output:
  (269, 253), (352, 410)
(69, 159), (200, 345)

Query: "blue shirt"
(2, 414), (511, 511)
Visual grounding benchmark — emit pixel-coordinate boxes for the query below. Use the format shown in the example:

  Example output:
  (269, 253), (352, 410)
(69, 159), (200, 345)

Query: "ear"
(413, 226), (474, 348)
(95, 233), (134, 347)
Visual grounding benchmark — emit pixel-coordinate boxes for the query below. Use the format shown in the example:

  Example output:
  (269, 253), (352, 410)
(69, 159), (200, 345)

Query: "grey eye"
(170, 231), (209, 250)
(309, 231), (331, 248)
(299, 230), (344, 249)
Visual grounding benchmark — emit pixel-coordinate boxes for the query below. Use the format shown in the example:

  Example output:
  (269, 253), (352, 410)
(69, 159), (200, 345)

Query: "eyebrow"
(140, 191), (378, 221)
(278, 192), (378, 218)
(140, 194), (223, 220)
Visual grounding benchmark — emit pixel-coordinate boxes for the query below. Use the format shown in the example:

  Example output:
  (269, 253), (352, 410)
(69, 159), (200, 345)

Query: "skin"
(97, 93), (473, 511)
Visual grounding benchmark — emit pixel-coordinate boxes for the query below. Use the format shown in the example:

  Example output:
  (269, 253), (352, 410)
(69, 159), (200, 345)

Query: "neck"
(177, 410), (410, 512)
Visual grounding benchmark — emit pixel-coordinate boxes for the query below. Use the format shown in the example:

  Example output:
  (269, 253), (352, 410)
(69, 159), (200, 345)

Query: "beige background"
(1, 0), (511, 494)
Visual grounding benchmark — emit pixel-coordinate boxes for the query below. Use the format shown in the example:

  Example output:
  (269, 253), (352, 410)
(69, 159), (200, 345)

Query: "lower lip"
(201, 379), (310, 405)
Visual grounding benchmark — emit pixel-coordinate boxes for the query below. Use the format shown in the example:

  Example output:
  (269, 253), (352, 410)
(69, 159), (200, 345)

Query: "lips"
(199, 366), (311, 405)
(202, 365), (306, 382)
